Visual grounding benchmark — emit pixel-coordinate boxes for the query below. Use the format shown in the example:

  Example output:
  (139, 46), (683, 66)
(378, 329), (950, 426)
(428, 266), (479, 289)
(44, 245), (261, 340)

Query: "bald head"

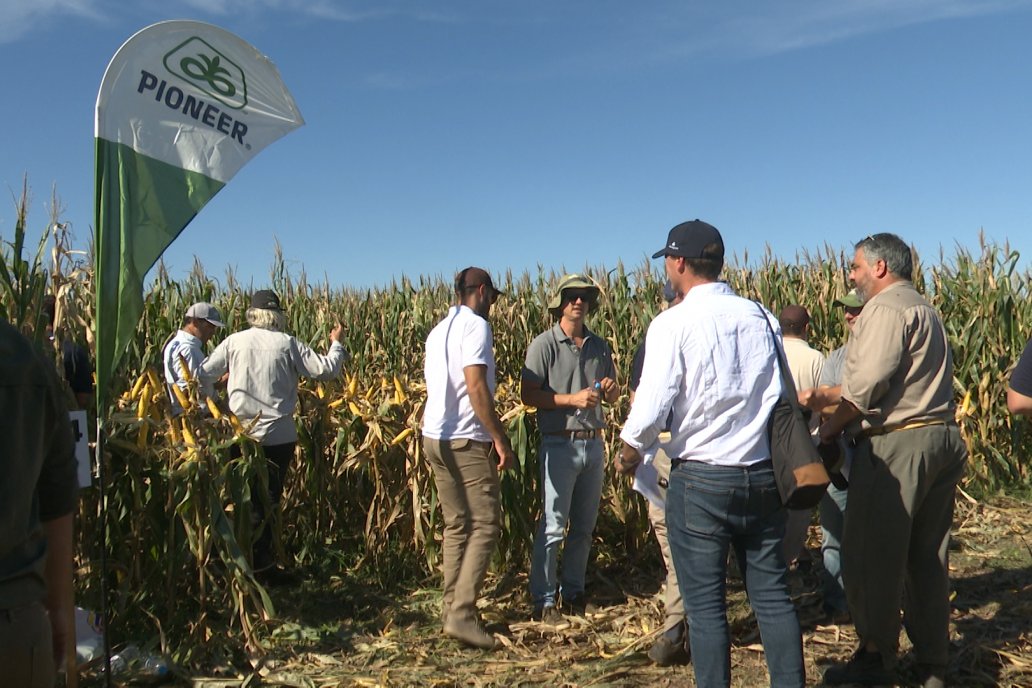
(779, 304), (810, 338)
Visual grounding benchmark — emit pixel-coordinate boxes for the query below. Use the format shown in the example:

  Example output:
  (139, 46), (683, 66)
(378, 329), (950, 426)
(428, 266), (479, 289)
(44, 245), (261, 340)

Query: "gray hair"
(855, 233), (913, 281)
(246, 307), (287, 331)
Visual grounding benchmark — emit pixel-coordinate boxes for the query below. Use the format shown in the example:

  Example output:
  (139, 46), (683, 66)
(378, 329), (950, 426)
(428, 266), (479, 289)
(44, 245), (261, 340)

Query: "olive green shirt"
(0, 319), (77, 610)
(840, 281), (955, 436)
(522, 322), (615, 434)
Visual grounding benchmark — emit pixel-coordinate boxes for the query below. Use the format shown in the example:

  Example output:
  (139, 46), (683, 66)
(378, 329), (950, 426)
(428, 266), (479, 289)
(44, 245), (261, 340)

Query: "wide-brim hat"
(547, 274), (600, 311)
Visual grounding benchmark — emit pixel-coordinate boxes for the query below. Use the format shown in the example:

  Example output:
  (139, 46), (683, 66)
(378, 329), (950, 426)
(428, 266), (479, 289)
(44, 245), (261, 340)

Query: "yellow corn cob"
(227, 412), (245, 435)
(130, 374), (148, 401)
(317, 383), (326, 400)
(205, 397), (223, 419)
(348, 401), (362, 416)
(181, 418), (198, 447)
(136, 382), (151, 419)
(346, 373), (359, 399)
(171, 383), (192, 412)
(390, 427), (414, 446)
(177, 354), (193, 384)
(393, 375), (407, 405)
(145, 368), (161, 392)
(166, 412), (182, 444)
(327, 398), (345, 409)
(136, 424), (149, 449)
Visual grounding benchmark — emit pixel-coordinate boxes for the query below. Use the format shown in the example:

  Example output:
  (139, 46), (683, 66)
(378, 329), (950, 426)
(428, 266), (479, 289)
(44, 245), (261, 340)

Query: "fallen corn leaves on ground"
(91, 494), (1032, 688)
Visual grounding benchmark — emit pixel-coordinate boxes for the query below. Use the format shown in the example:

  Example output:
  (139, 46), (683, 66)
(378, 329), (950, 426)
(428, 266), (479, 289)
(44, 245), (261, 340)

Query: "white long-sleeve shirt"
(199, 328), (348, 445)
(620, 281), (782, 467)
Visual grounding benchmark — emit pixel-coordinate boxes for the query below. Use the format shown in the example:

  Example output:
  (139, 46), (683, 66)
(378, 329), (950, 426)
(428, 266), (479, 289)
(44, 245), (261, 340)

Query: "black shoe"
(648, 623), (691, 666)
(561, 594), (596, 616)
(824, 648), (896, 685)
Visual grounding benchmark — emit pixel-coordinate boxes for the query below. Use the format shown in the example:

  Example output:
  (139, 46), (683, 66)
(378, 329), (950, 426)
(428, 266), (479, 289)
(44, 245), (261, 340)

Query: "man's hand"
(494, 436), (515, 471)
(798, 387), (819, 411)
(329, 323), (343, 343)
(570, 386), (601, 409)
(614, 442), (642, 475)
(599, 376), (619, 403)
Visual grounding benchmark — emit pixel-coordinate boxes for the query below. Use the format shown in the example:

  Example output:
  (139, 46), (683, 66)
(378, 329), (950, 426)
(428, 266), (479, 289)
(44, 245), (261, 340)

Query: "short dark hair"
(683, 243), (723, 281)
(855, 233), (913, 281)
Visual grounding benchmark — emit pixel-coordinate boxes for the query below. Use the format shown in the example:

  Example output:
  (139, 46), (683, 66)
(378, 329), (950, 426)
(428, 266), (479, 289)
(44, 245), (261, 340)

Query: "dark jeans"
(667, 459), (804, 688)
(232, 441), (295, 570)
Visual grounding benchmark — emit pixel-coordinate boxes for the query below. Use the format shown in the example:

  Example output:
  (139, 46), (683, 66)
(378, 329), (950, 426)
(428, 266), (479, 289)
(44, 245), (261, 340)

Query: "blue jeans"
(819, 483), (849, 614)
(529, 435), (605, 608)
(668, 460), (804, 688)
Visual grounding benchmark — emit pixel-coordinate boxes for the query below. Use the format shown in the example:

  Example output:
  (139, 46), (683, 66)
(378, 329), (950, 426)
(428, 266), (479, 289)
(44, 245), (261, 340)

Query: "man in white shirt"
(199, 290), (346, 580)
(619, 220), (804, 688)
(162, 302), (224, 415)
(778, 304), (825, 566)
(422, 267), (515, 650)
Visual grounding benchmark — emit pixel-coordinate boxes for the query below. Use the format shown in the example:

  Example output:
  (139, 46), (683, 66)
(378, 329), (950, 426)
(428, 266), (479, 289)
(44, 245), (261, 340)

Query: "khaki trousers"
(842, 424), (967, 667)
(0, 602), (55, 688)
(424, 437), (501, 624)
(647, 448), (686, 633)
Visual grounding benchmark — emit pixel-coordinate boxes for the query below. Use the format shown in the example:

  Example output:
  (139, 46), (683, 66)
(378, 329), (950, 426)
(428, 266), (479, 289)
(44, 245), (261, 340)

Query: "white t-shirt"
(422, 305), (496, 442)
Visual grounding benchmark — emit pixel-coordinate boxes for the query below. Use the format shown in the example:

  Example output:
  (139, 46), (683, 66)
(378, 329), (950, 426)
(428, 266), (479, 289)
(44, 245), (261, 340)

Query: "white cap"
(185, 302), (225, 327)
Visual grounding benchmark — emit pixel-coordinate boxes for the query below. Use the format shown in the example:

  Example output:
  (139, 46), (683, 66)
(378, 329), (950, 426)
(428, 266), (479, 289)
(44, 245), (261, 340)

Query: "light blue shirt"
(163, 329), (206, 415)
(620, 281), (783, 467)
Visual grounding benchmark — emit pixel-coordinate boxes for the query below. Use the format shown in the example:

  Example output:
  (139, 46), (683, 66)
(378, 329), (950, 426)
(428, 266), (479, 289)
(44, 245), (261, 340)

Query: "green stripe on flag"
(93, 137), (224, 410)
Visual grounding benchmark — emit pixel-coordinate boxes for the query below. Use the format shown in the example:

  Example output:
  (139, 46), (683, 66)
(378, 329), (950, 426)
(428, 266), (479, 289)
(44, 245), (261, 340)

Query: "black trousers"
(232, 441), (296, 570)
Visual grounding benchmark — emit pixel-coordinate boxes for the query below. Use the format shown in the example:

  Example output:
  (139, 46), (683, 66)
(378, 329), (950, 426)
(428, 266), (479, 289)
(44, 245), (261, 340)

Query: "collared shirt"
(422, 305), (497, 443)
(522, 322), (615, 434)
(820, 345), (848, 388)
(620, 281), (782, 467)
(163, 329), (206, 415)
(1009, 339), (1032, 397)
(0, 320), (77, 610)
(199, 328), (348, 445)
(783, 336), (825, 431)
(840, 281), (954, 435)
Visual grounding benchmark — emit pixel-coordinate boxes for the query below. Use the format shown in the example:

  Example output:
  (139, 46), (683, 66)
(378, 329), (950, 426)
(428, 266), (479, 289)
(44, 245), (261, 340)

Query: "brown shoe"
(443, 614), (498, 650)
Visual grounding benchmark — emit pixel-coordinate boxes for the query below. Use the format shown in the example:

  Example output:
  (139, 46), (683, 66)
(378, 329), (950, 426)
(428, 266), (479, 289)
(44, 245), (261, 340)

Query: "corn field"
(3, 188), (1032, 671)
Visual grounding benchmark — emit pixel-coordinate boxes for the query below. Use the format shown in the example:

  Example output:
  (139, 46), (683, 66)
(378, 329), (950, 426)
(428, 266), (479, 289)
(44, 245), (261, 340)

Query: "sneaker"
(443, 614), (498, 650)
(824, 648), (896, 685)
(531, 605), (563, 625)
(647, 623), (691, 666)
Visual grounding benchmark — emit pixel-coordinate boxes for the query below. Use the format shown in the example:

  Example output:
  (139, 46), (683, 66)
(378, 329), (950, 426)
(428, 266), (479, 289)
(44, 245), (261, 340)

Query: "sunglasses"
(564, 289), (595, 304)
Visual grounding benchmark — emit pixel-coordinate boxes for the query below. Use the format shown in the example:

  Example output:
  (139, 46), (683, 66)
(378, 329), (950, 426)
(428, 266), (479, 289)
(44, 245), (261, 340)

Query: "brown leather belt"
(545, 429), (601, 440)
(862, 418), (952, 438)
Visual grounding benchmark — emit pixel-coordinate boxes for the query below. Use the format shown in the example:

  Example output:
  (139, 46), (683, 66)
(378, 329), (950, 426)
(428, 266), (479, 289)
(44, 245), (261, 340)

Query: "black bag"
(758, 306), (831, 510)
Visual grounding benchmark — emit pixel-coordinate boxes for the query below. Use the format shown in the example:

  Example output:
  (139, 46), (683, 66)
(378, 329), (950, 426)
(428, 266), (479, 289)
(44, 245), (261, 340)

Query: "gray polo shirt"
(522, 322), (615, 433)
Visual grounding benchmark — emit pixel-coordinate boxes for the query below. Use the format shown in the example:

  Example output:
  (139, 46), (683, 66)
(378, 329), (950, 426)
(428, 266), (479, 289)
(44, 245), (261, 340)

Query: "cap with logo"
(250, 289), (283, 311)
(652, 219), (725, 260)
(185, 302), (225, 327)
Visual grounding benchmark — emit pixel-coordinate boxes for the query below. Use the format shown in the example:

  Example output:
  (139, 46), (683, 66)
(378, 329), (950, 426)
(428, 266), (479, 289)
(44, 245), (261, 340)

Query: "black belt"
(545, 429), (601, 440)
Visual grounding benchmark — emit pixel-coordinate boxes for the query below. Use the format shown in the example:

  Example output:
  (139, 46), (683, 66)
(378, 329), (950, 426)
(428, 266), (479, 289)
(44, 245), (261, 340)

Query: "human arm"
(799, 384), (843, 416)
(465, 364), (514, 470)
(43, 514), (74, 665)
(292, 324), (348, 380)
(1008, 340), (1032, 416)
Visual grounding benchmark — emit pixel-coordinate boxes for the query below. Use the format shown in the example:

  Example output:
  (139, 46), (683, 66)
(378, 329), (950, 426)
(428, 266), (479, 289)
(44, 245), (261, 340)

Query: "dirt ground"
(132, 495), (1032, 687)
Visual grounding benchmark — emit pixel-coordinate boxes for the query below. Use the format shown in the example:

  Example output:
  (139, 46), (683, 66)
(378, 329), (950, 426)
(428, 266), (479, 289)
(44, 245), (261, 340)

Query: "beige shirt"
(840, 281), (954, 435)
(783, 336), (825, 431)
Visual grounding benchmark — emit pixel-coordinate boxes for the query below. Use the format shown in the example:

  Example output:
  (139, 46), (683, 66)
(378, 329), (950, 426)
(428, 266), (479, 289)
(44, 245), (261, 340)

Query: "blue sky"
(2, 0), (1032, 290)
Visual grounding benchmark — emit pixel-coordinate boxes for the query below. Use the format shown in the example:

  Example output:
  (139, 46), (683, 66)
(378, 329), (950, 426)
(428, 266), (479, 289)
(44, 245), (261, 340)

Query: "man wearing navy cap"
(620, 220), (804, 688)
